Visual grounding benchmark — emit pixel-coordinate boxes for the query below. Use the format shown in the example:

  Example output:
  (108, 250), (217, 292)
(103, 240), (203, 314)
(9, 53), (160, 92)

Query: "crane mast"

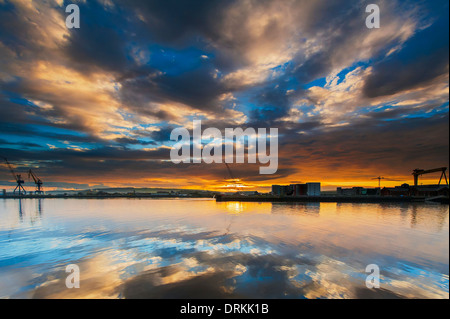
(2, 157), (26, 196)
(372, 176), (385, 189)
(28, 169), (44, 195)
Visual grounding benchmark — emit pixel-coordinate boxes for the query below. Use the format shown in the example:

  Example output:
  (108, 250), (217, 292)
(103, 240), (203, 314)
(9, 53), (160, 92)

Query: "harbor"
(2, 161), (448, 204)
(215, 194), (449, 204)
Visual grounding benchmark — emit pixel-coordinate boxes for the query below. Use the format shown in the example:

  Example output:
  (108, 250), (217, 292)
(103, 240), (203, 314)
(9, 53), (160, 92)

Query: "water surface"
(0, 198), (448, 299)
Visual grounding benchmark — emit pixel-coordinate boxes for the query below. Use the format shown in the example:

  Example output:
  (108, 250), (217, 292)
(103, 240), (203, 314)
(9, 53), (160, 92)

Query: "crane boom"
(2, 157), (26, 195)
(225, 163), (235, 181)
(412, 167), (448, 186)
(28, 169), (38, 183)
(224, 163), (242, 192)
(413, 167), (447, 175)
(3, 157), (18, 182)
(28, 169), (44, 194)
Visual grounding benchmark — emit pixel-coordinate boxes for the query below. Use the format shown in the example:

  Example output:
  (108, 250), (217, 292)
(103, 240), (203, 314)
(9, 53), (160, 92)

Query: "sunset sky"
(0, 0), (449, 191)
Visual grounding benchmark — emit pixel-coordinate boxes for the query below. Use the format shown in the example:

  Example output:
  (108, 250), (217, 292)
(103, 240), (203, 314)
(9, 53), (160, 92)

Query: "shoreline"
(2, 194), (448, 204)
(215, 195), (449, 204)
(1, 194), (214, 200)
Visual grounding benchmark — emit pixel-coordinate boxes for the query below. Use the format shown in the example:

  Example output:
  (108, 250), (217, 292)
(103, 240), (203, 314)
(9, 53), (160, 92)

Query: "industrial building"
(337, 187), (380, 196)
(381, 184), (449, 197)
(272, 183), (321, 197)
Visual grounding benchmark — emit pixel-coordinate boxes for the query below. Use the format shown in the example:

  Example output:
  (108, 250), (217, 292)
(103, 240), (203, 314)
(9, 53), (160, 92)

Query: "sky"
(0, 0), (449, 191)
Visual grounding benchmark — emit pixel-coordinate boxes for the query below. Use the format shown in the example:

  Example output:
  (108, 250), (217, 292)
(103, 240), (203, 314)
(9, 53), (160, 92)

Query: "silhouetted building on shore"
(272, 183), (321, 197)
(381, 184), (449, 197)
(337, 187), (380, 196)
(413, 185), (449, 197)
(336, 183), (449, 198)
(380, 185), (410, 197)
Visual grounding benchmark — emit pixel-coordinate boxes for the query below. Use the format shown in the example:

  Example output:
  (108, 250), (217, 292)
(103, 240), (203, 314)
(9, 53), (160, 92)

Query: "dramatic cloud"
(363, 9), (449, 97)
(0, 0), (448, 189)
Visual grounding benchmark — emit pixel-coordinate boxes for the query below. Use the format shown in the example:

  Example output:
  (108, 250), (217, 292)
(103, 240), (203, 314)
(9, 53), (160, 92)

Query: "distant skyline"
(0, 0), (449, 191)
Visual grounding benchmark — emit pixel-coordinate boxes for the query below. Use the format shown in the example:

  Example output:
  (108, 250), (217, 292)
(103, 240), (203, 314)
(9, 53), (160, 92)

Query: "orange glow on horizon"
(1, 176), (447, 193)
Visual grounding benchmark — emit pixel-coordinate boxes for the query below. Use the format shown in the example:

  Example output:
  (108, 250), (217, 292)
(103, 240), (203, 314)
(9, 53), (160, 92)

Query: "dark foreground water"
(0, 198), (448, 299)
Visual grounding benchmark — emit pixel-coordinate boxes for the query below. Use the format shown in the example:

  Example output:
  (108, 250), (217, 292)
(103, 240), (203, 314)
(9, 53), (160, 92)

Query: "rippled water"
(0, 198), (448, 299)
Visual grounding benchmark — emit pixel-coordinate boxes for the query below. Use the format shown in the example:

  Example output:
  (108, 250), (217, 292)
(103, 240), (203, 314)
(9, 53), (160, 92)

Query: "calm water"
(0, 198), (448, 299)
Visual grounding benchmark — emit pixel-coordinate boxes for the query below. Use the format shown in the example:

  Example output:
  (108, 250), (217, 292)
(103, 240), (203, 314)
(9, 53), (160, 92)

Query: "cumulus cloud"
(0, 0), (448, 188)
(363, 8), (449, 98)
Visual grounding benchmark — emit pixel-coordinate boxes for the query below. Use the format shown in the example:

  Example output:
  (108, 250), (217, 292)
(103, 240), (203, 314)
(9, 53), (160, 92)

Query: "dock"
(215, 194), (449, 204)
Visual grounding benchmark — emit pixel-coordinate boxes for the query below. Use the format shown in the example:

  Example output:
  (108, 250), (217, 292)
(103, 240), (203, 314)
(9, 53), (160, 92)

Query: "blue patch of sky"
(355, 101), (449, 121)
(0, 133), (90, 151)
(400, 102), (449, 120)
(26, 124), (88, 138)
(138, 121), (172, 129)
(303, 60), (372, 90)
(125, 144), (155, 151)
(5, 124), (94, 150)
(268, 61), (291, 80)
(304, 77), (326, 89)
(8, 97), (35, 107)
(229, 93), (258, 119)
(360, 104), (394, 114)
(2, 91), (34, 107)
(146, 45), (214, 76)
(333, 61), (371, 86)
(0, 134), (44, 149)
(286, 75), (300, 90)
(50, 140), (94, 150)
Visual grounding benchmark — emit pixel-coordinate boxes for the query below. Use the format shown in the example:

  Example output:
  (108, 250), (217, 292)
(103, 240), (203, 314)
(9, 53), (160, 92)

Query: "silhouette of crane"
(412, 167), (448, 187)
(2, 157), (26, 196)
(372, 176), (385, 188)
(28, 169), (44, 195)
(372, 176), (401, 189)
(224, 163), (242, 192)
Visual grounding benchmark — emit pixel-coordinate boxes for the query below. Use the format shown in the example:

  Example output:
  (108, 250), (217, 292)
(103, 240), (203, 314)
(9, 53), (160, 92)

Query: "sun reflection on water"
(0, 198), (448, 299)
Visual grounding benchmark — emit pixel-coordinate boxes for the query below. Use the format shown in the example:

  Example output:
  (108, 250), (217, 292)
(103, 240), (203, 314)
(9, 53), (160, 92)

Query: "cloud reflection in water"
(0, 199), (448, 299)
